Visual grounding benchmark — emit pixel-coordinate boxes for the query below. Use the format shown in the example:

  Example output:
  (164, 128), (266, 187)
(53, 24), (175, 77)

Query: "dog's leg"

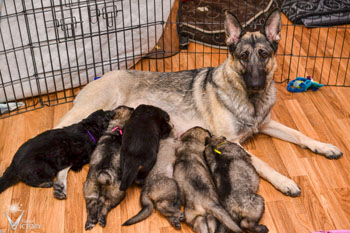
(249, 154), (301, 197)
(98, 193), (125, 227)
(85, 198), (99, 230)
(84, 177), (100, 230)
(53, 166), (71, 199)
(206, 215), (218, 233)
(156, 200), (184, 230)
(192, 216), (210, 233)
(260, 120), (343, 159)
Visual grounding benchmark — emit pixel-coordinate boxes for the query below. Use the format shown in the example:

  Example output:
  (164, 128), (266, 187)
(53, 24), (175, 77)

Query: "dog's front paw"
(168, 217), (182, 230)
(53, 183), (67, 200)
(179, 212), (185, 221)
(255, 224), (269, 233)
(85, 221), (96, 231)
(312, 143), (343, 159)
(98, 216), (106, 227)
(273, 174), (301, 197)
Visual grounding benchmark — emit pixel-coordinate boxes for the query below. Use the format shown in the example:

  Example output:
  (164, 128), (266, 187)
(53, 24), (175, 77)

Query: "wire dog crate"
(0, 0), (349, 118)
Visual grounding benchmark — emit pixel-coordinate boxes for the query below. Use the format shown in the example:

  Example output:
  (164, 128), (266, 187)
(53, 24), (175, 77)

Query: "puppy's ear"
(205, 136), (212, 146)
(107, 110), (116, 119)
(159, 109), (170, 122)
(179, 130), (191, 142)
(263, 9), (281, 51)
(224, 11), (245, 50)
(160, 121), (172, 139)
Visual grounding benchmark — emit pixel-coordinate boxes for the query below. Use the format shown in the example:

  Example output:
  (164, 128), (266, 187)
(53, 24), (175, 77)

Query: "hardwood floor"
(1, 14), (350, 233)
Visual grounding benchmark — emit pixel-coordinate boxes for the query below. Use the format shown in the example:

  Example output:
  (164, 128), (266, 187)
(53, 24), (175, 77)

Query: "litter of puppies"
(0, 104), (267, 233)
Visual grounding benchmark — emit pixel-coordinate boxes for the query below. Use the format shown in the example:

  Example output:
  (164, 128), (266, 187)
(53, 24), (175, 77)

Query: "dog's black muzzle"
(243, 65), (266, 91)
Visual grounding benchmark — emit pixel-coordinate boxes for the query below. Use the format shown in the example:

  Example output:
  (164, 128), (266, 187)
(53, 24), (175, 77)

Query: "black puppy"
(0, 107), (121, 194)
(119, 104), (172, 191)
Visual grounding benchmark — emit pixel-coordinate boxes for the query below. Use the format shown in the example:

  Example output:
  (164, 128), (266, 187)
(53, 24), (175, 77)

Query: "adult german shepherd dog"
(54, 10), (342, 198)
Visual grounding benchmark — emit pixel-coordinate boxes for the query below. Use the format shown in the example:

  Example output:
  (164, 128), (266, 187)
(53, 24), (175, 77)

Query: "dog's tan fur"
(123, 134), (184, 229)
(83, 106), (134, 230)
(174, 127), (242, 233)
(54, 10), (342, 198)
(205, 136), (268, 233)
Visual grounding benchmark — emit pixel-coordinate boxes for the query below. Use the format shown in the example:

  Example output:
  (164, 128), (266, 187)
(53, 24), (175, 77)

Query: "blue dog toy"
(287, 76), (324, 93)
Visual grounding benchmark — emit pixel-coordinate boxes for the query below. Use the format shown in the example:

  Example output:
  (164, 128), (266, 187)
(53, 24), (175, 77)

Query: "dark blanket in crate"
(178, 0), (283, 48)
(281, 0), (350, 27)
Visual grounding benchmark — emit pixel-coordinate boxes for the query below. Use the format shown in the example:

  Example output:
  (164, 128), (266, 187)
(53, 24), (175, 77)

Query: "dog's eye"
(240, 52), (249, 61)
(259, 49), (269, 59)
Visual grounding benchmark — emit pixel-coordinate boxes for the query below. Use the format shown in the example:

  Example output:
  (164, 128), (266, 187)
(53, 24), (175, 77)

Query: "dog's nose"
(250, 84), (264, 91)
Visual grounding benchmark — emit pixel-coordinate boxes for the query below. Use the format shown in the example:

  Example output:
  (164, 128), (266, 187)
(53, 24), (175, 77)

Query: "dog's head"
(84, 109), (113, 130)
(137, 104), (173, 139)
(180, 126), (212, 145)
(110, 105), (135, 128)
(205, 136), (245, 160)
(224, 9), (281, 92)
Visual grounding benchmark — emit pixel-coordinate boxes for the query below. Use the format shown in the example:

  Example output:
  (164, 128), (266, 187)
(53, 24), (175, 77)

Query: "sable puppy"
(123, 133), (184, 229)
(119, 104), (172, 191)
(204, 136), (268, 233)
(84, 106), (134, 230)
(174, 127), (242, 233)
(0, 108), (117, 195)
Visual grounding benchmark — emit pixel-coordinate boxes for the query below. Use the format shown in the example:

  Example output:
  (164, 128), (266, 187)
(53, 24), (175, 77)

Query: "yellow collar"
(214, 141), (227, 155)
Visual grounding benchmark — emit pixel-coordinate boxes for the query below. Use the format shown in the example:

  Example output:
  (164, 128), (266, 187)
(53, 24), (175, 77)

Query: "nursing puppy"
(174, 127), (242, 233)
(123, 133), (184, 229)
(84, 106), (134, 230)
(0, 108), (117, 196)
(205, 136), (268, 233)
(119, 104), (172, 191)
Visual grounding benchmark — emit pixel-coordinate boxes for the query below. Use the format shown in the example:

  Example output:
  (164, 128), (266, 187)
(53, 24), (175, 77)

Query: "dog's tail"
(96, 170), (114, 185)
(206, 202), (242, 233)
(0, 164), (20, 194)
(122, 192), (154, 226)
(119, 161), (139, 191)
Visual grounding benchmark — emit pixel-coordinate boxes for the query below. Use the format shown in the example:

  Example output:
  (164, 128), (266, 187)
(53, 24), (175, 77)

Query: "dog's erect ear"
(224, 11), (244, 47)
(263, 9), (281, 49)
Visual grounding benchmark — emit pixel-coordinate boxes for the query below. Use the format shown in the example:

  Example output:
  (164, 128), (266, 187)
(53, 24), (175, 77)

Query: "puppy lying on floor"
(122, 133), (184, 229)
(205, 136), (268, 233)
(84, 106), (134, 230)
(0, 108), (117, 195)
(119, 104), (172, 191)
(174, 127), (242, 233)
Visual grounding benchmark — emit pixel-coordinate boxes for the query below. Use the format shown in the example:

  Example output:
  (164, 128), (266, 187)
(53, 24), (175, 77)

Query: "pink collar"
(112, 126), (123, 135)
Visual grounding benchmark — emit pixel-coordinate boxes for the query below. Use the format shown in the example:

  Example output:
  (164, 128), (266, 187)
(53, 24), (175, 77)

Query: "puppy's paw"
(98, 216), (106, 227)
(179, 212), (185, 221)
(273, 174), (301, 197)
(53, 183), (67, 200)
(85, 221), (95, 231)
(312, 143), (343, 159)
(39, 181), (54, 188)
(255, 224), (269, 233)
(168, 217), (182, 230)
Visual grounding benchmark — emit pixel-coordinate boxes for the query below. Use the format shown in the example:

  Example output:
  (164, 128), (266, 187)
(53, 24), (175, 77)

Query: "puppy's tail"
(97, 170), (114, 185)
(120, 161), (139, 191)
(122, 193), (154, 226)
(207, 202), (242, 233)
(0, 164), (20, 194)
